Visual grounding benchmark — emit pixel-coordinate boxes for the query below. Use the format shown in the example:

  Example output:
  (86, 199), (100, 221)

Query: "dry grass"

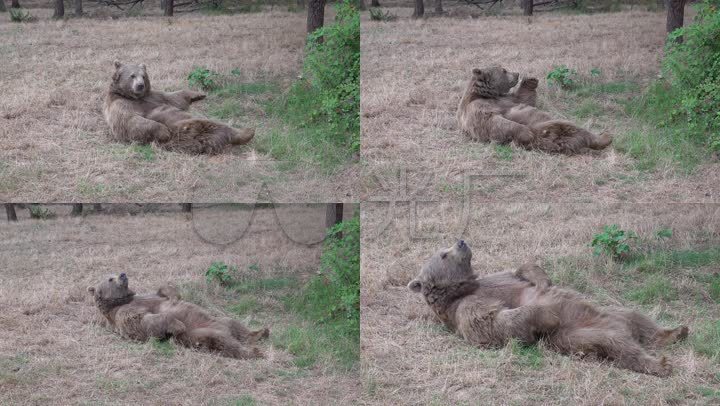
(0, 204), (359, 404)
(0, 6), (358, 202)
(360, 202), (720, 404)
(360, 9), (720, 202)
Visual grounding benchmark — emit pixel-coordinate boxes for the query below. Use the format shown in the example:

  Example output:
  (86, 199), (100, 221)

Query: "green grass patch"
(626, 248), (720, 273)
(626, 274), (678, 304)
(149, 338), (175, 357)
(233, 277), (296, 294)
(572, 99), (604, 119)
(132, 144), (156, 161)
(572, 81), (639, 97)
(226, 297), (260, 315)
(213, 82), (277, 97)
(493, 144), (513, 161)
(506, 339), (544, 369)
(691, 320), (720, 362)
(208, 99), (244, 120)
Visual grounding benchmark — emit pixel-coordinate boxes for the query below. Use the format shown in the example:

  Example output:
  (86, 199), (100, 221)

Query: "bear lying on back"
(103, 61), (255, 155)
(88, 273), (269, 359)
(408, 240), (688, 376)
(456, 67), (612, 155)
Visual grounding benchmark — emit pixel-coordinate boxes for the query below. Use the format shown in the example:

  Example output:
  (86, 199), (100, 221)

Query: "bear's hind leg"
(184, 327), (263, 359)
(610, 308), (689, 348)
(219, 317), (270, 343)
(549, 327), (672, 377)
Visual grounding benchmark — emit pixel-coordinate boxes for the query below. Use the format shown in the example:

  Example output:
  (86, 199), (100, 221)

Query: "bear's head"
(471, 67), (519, 98)
(408, 240), (474, 294)
(87, 272), (135, 313)
(110, 61), (151, 99)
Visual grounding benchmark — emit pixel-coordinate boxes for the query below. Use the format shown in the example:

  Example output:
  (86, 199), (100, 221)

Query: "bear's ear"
(472, 68), (483, 76)
(408, 279), (422, 292)
(87, 286), (95, 295)
(114, 60), (122, 70)
(139, 64), (146, 71)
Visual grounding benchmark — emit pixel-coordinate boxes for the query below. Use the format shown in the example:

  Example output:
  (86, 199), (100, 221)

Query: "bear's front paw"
(520, 78), (539, 90)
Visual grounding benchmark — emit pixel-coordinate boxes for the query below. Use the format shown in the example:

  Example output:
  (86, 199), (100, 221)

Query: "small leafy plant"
(591, 224), (637, 260)
(589, 67), (602, 77)
(29, 205), (55, 220)
(369, 7), (397, 21)
(205, 261), (237, 286)
(187, 67), (219, 91)
(9, 8), (34, 22)
(546, 65), (577, 89)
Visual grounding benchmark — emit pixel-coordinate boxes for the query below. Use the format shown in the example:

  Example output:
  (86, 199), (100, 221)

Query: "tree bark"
(307, 0), (325, 35)
(0, 0), (7, 12)
(326, 203), (344, 237)
(412, 0), (424, 18)
(74, 0), (82, 16)
(434, 0), (442, 13)
(522, 0), (533, 15)
(296, 0), (304, 8)
(71, 204), (83, 217)
(371, 0), (379, 6)
(11, 0), (19, 8)
(164, 0), (173, 16)
(359, 0), (366, 10)
(53, 0), (64, 18)
(181, 203), (192, 213)
(5, 204), (17, 221)
(666, 0), (686, 42)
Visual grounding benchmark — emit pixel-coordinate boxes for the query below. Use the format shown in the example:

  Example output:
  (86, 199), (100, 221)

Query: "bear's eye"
(108, 277), (114, 282)
(130, 74), (136, 79)
(503, 69), (507, 74)
(441, 252), (448, 260)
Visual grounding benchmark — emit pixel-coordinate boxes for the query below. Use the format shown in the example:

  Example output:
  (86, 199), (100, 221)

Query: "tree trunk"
(93, 204), (102, 212)
(371, 0), (379, 6)
(5, 204), (17, 221)
(164, 0), (173, 16)
(434, 0), (442, 13)
(326, 203), (344, 237)
(412, 0), (424, 18)
(296, 0), (304, 8)
(359, 0), (366, 10)
(11, 0), (19, 8)
(0, 0), (7, 12)
(53, 0), (64, 18)
(522, 0), (533, 15)
(307, 0), (325, 35)
(71, 204), (83, 216)
(666, 0), (686, 42)
(74, 0), (82, 16)
(181, 203), (192, 213)
(656, 0), (665, 10)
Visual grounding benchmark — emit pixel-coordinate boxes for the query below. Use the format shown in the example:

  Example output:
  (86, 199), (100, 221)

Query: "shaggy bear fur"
(103, 61), (254, 155)
(88, 273), (269, 359)
(456, 67), (612, 155)
(408, 241), (688, 376)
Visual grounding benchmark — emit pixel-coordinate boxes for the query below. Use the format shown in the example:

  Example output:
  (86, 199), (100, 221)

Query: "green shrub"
(662, 0), (720, 152)
(205, 261), (236, 286)
(303, 0), (360, 150)
(187, 67), (219, 91)
(369, 7), (397, 21)
(590, 224), (637, 260)
(546, 65), (577, 89)
(9, 8), (34, 22)
(28, 205), (55, 220)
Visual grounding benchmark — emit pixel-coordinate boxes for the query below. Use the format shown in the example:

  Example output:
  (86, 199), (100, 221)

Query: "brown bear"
(88, 272), (269, 359)
(103, 61), (255, 155)
(408, 240), (688, 376)
(456, 67), (612, 155)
